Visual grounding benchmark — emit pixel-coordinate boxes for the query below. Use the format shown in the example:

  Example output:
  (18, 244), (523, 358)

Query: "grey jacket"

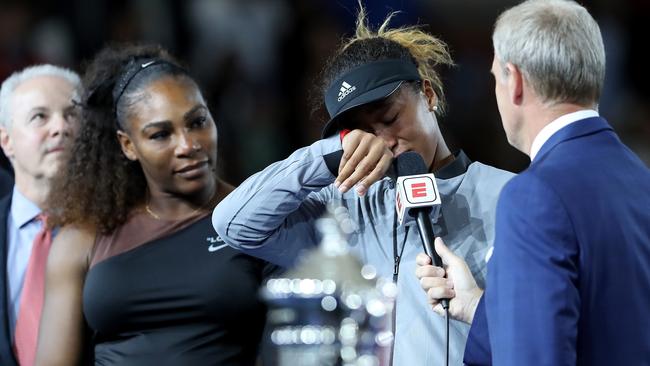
(212, 135), (514, 365)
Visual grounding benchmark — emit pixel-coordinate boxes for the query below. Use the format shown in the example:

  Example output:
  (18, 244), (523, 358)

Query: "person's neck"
(429, 141), (454, 173)
(522, 102), (597, 156)
(146, 180), (218, 220)
(14, 174), (49, 209)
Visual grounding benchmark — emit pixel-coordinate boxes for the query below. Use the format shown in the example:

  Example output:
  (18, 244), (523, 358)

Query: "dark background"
(1, 0), (648, 184)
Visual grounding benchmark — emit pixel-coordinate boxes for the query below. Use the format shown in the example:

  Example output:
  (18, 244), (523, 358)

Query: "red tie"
(13, 214), (53, 366)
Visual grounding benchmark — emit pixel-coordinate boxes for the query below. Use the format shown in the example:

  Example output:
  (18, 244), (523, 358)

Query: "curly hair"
(314, 4), (454, 120)
(46, 44), (191, 234)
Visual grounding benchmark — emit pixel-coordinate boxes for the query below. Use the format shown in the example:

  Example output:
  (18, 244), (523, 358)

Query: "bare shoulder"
(53, 224), (96, 251)
(48, 224), (97, 273)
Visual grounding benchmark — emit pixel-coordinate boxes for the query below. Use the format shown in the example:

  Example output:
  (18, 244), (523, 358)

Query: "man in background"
(0, 65), (81, 366)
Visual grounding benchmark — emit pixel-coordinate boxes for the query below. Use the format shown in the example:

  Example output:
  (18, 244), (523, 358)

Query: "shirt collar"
(435, 150), (472, 180)
(10, 186), (41, 228)
(529, 109), (599, 161)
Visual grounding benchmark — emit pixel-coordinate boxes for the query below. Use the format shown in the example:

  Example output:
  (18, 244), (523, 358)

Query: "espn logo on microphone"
(396, 174), (441, 225)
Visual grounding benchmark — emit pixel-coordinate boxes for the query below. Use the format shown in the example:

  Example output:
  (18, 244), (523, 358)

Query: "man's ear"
(421, 79), (439, 110)
(505, 62), (524, 106)
(0, 126), (14, 161)
(116, 130), (138, 161)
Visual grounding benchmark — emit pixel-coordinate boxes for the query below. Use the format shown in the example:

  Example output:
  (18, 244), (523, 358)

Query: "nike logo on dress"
(208, 243), (229, 252)
(207, 236), (227, 252)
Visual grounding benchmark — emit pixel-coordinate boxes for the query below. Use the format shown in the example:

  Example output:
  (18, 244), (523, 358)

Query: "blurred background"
(1, 0), (648, 184)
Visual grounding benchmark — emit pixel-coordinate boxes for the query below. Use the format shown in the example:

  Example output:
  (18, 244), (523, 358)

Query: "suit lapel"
(0, 195), (18, 365)
(533, 117), (613, 164)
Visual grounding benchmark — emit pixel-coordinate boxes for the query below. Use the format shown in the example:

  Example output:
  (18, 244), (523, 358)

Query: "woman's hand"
(335, 129), (394, 196)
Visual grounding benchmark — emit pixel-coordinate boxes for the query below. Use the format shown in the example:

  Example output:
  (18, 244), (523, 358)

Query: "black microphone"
(394, 152), (449, 310)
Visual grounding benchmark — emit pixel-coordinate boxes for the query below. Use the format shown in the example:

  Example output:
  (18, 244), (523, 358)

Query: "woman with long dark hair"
(37, 44), (274, 365)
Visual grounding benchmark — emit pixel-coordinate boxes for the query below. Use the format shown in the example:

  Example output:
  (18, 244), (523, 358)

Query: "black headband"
(112, 58), (185, 109)
(322, 59), (421, 138)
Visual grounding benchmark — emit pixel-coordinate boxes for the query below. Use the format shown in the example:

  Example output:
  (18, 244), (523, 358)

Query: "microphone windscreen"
(393, 151), (428, 178)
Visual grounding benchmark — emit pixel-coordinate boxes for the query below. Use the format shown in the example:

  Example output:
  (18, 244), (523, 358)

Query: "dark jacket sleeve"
(464, 295), (492, 366)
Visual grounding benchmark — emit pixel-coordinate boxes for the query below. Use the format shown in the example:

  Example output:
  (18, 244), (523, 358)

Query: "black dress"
(83, 215), (274, 365)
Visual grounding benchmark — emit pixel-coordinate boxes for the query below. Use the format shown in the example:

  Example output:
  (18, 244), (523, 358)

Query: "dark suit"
(0, 169), (12, 199)
(0, 195), (18, 365)
(465, 117), (650, 365)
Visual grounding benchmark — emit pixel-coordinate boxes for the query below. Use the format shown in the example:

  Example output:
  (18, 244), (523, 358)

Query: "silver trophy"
(262, 203), (397, 366)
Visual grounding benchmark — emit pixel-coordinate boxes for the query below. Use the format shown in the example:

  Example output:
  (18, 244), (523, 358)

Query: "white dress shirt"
(530, 109), (600, 161)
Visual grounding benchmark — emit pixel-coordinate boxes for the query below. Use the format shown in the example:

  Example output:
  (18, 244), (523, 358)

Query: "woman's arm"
(212, 132), (392, 267)
(35, 225), (95, 366)
(212, 136), (340, 267)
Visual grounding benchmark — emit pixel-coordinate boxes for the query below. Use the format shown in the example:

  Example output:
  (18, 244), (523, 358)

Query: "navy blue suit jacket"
(0, 169), (12, 199)
(1, 195), (18, 365)
(465, 117), (650, 365)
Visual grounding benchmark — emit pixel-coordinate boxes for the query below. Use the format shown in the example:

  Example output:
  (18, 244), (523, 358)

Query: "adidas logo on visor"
(337, 81), (357, 102)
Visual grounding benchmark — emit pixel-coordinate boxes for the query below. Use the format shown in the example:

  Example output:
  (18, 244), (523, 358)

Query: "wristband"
(339, 129), (351, 143)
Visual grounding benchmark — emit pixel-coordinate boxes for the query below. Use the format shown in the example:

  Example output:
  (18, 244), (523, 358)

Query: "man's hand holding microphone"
(415, 237), (484, 324)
